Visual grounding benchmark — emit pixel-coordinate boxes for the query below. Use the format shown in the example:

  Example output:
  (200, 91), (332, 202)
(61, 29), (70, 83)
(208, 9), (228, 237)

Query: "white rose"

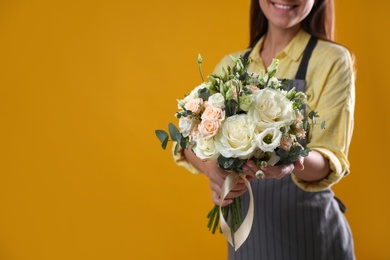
(257, 127), (282, 152)
(193, 134), (220, 160)
(208, 93), (225, 108)
(179, 117), (194, 138)
(214, 114), (258, 159)
(248, 88), (294, 131)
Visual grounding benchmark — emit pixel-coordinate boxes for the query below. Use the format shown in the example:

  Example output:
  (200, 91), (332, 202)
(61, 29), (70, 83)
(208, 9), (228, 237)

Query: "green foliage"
(276, 145), (311, 165)
(308, 110), (319, 125)
(155, 123), (190, 155)
(305, 110), (326, 132)
(217, 155), (246, 172)
(168, 123), (181, 141)
(198, 87), (210, 101)
(155, 130), (169, 150)
(226, 99), (240, 117)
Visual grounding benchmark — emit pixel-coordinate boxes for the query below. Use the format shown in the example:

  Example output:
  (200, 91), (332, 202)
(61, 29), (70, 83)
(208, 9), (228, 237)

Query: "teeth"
(274, 3), (293, 10)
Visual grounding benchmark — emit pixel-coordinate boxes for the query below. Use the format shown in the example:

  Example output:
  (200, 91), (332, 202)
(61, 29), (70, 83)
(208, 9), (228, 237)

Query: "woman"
(174, 0), (355, 259)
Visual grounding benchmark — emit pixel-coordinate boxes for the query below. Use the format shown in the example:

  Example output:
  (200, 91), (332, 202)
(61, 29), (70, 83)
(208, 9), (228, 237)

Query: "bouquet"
(155, 54), (324, 250)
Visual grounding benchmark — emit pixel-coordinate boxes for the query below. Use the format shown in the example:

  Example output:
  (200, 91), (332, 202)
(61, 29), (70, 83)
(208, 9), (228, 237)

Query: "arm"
(243, 45), (355, 191)
(183, 147), (249, 206)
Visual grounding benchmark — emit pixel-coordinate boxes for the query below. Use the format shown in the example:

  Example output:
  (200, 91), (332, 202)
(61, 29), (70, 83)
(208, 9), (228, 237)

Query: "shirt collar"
(249, 29), (312, 65)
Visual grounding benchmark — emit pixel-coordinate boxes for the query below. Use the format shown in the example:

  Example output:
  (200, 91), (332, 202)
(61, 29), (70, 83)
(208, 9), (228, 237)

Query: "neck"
(261, 25), (301, 58)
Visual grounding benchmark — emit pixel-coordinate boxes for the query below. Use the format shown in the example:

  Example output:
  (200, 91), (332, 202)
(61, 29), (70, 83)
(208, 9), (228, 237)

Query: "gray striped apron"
(228, 37), (355, 260)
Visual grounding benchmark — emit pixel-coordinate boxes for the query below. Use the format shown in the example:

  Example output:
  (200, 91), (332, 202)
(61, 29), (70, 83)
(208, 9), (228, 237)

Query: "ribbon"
(219, 173), (254, 251)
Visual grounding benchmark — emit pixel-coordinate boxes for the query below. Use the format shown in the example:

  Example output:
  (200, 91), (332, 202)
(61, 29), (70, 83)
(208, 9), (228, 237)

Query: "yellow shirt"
(173, 29), (355, 192)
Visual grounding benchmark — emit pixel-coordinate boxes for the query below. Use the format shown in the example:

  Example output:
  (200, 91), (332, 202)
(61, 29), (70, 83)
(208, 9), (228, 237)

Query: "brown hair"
(249, 0), (335, 47)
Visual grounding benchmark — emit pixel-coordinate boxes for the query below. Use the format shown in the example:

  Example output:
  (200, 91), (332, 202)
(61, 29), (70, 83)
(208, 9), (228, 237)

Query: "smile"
(273, 3), (295, 10)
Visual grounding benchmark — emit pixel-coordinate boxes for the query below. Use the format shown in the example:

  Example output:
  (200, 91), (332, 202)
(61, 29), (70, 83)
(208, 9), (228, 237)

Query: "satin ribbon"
(219, 173), (254, 251)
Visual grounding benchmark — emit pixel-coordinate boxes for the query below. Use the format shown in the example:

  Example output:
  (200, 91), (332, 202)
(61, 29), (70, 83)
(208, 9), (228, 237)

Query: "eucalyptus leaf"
(180, 134), (189, 149)
(155, 130), (169, 150)
(174, 141), (180, 155)
(198, 88), (210, 101)
(217, 155), (245, 172)
(321, 121), (326, 129)
(168, 123), (181, 142)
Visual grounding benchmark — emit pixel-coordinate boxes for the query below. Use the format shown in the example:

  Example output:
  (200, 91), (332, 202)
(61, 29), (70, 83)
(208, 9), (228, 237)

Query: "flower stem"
(198, 54), (205, 82)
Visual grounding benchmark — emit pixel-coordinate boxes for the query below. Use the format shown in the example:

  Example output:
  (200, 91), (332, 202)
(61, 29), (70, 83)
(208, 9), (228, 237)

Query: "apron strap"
(242, 36), (318, 79)
(295, 36), (318, 80)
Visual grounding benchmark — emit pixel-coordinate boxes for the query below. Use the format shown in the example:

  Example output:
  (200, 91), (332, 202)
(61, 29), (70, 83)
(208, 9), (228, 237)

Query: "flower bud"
(225, 86), (234, 100)
(286, 87), (296, 100)
(177, 99), (185, 109)
(220, 67), (228, 81)
(294, 92), (307, 103)
(260, 74), (268, 86)
(198, 53), (203, 64)
(267, 59), (279, 78)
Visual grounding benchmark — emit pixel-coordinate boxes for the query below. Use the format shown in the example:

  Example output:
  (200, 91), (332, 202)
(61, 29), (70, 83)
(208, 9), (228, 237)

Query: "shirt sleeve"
(291, 45), (355, 191)
(172, 145), (201, 174)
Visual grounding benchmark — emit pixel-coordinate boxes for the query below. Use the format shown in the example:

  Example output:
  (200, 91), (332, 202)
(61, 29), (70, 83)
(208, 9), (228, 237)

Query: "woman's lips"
(272, 2), (295, 10)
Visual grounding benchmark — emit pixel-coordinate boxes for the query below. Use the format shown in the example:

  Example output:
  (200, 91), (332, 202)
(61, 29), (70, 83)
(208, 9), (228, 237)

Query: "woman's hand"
(204, 160), (249, 207)
(242, 156), (305, 180)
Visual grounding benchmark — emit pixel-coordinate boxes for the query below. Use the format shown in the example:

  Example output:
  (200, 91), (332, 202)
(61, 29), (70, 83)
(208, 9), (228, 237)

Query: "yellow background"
(0, 0), (388, 259)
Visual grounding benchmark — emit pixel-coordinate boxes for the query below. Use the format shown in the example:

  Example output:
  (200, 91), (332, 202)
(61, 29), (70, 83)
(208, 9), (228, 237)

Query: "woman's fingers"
(243, 160), (298, 179)
(212, 191), (233, 206)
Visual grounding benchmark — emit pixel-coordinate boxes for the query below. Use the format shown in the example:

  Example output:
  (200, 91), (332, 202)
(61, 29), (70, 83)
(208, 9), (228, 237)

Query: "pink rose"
(190, 123), (200, 140)
(279, 134), (294, 150)
(295, 128), (306, 139)
(184, 98), (204, 114)
(201, 106), (225, 121)
(247, 85), (259, 93)
(198, 119), (220, 140)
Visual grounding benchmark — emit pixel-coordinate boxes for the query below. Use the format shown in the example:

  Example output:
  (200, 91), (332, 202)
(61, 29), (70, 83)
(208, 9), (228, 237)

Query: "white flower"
(257, 127), (282, 152)
(193, 135), (220, 160)
(179, 117), (194, 138)
(208, 93), (225, 108)
(253, 150), (280, 166)
(266, 151), (280, 166)
(267, 77), (280, 88)
(177, 83), (209, 109)
(183, 83), (209, 103)
(248, 88), (294, 131)
(214, 114), (258, 159)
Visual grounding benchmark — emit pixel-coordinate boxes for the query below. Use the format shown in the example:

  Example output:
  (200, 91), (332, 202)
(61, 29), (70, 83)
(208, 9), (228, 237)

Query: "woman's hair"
(249, 0), (335, 47)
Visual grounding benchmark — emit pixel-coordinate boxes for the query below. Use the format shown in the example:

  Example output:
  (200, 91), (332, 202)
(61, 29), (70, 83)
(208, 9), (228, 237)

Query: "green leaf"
(155, 130), (169, 150)
(174, 141), (180, 155)
(168, 123), (181, 142)
(303, 121), (310, 132)
(300, 147), (311, 157)
(321, 121), (326, 129)
(308, 110), (319, 120)
(180, 134), (189, 149)
(198, 88), (210, 101)
(225, 99), (237, 117)
(217, 155), (245, 172)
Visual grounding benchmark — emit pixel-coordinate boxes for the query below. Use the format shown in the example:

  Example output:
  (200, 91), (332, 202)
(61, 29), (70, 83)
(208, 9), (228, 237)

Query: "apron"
(228, 36), (354, 260)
